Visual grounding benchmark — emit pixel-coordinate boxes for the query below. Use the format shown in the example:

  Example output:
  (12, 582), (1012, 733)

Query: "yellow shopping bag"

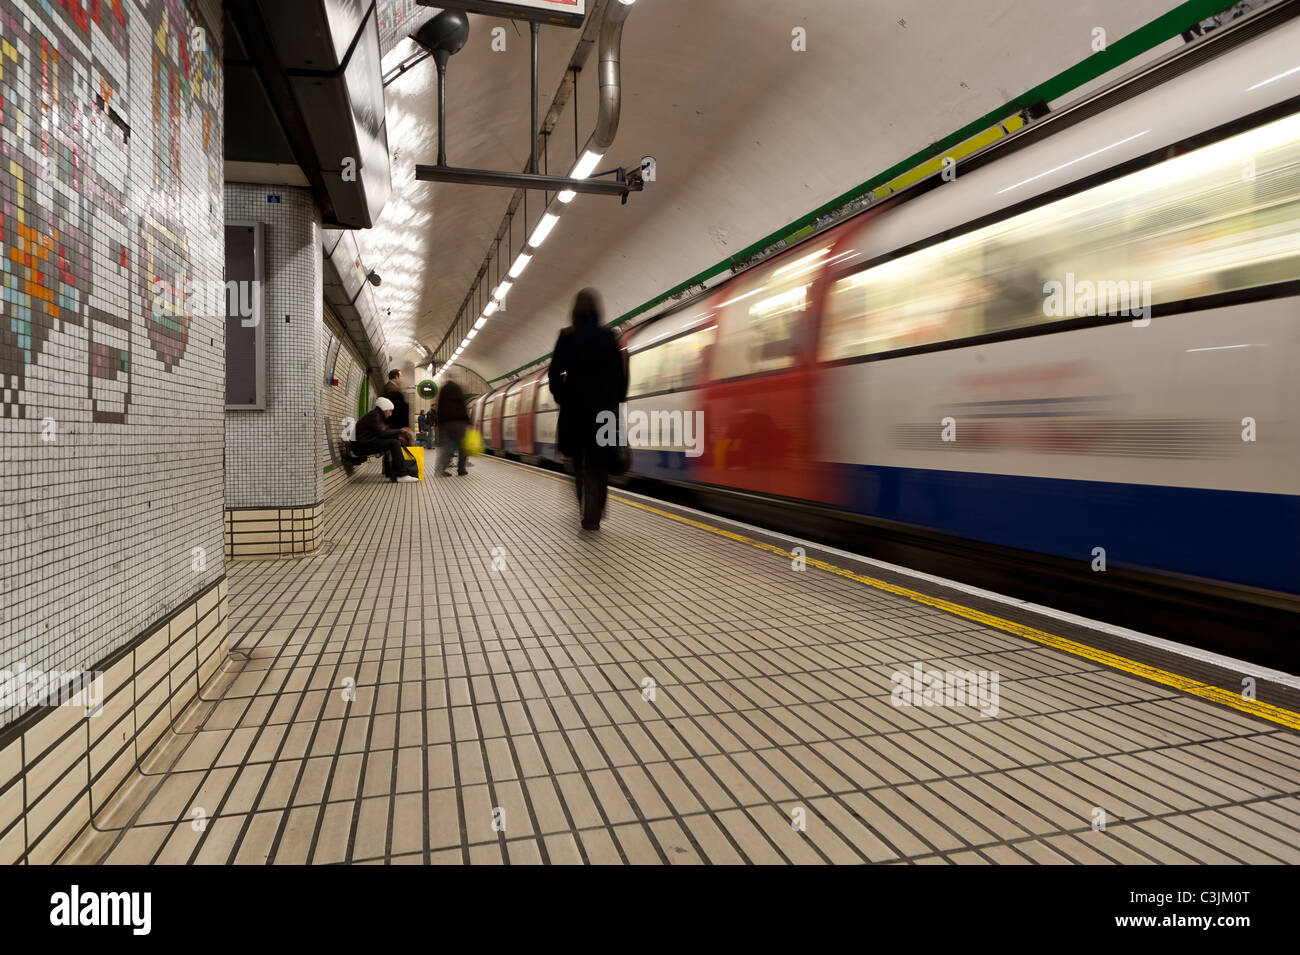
(405, 445), (425, 481)
(462, 428), (485, 456)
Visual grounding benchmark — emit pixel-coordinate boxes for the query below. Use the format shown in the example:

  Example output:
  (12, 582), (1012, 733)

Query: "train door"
(516, 372), (540, 457)
(502, 381), (522, 454)
(534, 374), (560, 460)
(484, 391), (502, 451)
(626, 306), (718, 481)
(695, 241), (838, 500)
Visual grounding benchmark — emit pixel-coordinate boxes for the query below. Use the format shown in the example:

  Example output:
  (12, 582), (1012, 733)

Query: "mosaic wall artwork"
(1, 0), (221, 422)
(0, 0), (224, 728)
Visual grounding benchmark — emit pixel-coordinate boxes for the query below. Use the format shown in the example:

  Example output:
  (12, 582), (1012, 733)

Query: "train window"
(503, 391), (521, 417)
(535, 380), (559, 412)
(628, 347), (662, 397)
(820, 110), (1300, 362)
(628, 326), (716, 396)
(821, 237), (987, 359)
(713, 246), (831, 379)
(665, 326), (714, 391)
(485, 397), (499, 421)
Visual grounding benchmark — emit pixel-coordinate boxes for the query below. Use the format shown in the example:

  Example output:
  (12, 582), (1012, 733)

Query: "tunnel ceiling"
(363, 0), (1191, 381)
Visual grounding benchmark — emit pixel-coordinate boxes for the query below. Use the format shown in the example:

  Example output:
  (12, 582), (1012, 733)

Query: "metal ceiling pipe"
(439, 0), (637, 372)
(589, 0), (633, 152)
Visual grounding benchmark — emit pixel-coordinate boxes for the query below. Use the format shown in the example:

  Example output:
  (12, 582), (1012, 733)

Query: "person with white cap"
(354, 396), (416, 482)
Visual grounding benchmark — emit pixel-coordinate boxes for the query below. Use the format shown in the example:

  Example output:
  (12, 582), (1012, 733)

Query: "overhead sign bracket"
(417, 0), (587, 30)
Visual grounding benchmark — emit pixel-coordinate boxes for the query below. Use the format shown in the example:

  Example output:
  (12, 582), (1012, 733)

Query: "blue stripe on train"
(628, 451), (1298, 594)
(630, 448), (692, 482)
(835, 464), (1299, 595)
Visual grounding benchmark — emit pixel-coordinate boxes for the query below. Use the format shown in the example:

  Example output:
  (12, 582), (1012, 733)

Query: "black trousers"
(353, 438), (404, 478)
(570, 445), (608, 525)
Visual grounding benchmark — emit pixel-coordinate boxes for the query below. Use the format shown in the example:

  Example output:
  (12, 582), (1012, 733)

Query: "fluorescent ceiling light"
(467, 329), (478, 339)
(509, 253), (532, 278)
(493, 281), (512, 300)
(474, 317), (488, 330)
(484, 301), (499, 316)
(571, 150), (603, 179)
(557, 189), (576, 203)
(529, 213), (560, 248)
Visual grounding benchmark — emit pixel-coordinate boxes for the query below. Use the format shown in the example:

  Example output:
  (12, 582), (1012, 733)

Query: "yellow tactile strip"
(59, 456), (1300, 864)
(558, 468), (1300, 733)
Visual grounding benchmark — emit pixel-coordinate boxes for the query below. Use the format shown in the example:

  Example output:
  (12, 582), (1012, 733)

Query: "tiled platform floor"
(65, 457), (1300, 864)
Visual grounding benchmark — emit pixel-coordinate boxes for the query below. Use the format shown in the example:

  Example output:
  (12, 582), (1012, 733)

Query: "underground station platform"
(59, 457), (1300, 867)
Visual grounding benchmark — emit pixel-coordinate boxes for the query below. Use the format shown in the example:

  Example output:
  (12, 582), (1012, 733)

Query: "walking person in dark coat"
(547, 288), (628, 531)
(435, 380), (469, 477)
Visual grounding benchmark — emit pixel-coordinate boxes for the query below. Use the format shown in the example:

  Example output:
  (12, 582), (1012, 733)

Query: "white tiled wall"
(321, 308), (367, 499)
(0, 0), (225, 729)
(223, 183), (323, 510)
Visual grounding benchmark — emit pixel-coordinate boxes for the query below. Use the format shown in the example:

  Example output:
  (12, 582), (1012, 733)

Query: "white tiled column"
(223, 184), (325, 555)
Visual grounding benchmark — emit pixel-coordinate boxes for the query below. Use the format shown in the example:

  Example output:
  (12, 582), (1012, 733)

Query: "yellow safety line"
(491, 457), (1300, 730)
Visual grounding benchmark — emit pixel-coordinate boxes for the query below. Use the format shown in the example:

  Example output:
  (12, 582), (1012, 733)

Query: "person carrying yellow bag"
(435, 380), (470, 477)
(461, 427), (484, 457)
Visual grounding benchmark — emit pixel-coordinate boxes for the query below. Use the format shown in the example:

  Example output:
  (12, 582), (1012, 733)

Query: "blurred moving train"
(468, 6), (1300, 664)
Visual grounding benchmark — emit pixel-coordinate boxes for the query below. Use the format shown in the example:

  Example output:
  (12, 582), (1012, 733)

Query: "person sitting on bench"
(354, 397), (416, 483)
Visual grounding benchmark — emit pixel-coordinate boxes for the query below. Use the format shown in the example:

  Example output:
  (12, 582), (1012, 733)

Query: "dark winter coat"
(382, 382), (410, 430)
(548, 315), (627, 458)
(355, 407), (401, 444)
(437, 381), (468, 425)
